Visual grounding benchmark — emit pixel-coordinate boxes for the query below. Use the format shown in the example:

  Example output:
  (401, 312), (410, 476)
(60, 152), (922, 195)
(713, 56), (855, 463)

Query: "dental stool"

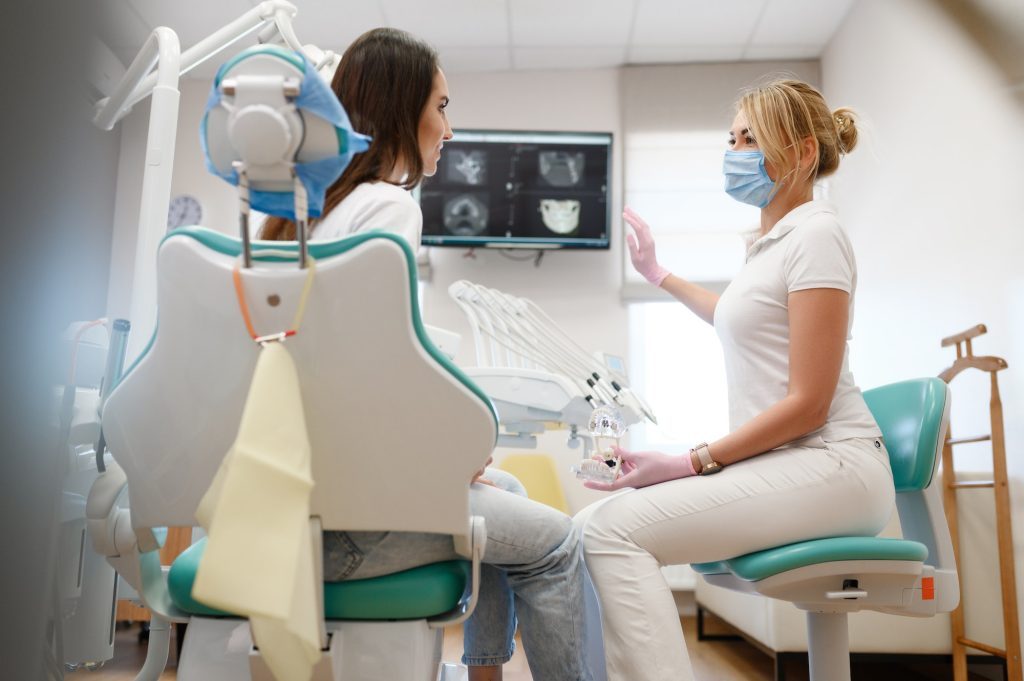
(692, 378), (958, 681)
(94, 45), (495, 681)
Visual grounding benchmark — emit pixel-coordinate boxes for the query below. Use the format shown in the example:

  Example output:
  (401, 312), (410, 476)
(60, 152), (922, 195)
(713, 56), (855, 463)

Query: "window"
(622, 130), (752, 300)
(627, 302), (729, 452)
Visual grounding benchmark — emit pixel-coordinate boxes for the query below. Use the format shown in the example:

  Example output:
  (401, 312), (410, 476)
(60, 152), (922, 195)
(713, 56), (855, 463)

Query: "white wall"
(822, 0), (1024, 651)
(106, 79), (237, 322)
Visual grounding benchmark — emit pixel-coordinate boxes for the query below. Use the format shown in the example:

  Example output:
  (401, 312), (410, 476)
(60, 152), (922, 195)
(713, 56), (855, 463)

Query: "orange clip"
(921, 576), (935, 601)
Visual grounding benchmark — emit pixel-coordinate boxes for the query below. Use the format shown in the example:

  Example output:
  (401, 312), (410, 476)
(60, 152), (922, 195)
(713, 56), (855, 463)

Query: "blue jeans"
(323, 468), (598, 680)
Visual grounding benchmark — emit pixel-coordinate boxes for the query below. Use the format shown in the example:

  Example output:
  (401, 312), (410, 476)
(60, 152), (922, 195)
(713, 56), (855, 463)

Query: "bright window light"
(627, 302), (729, 452)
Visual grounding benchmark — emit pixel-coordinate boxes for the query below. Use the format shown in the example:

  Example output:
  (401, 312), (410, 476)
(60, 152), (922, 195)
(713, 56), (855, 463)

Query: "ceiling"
(95, 0), (857, 78)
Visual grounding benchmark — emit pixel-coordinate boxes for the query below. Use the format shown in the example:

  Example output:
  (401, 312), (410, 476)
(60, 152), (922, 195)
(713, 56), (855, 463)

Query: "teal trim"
(166, 539), (224, 617)
(214, 44), (304, 86)
(726, 536), (929, 582)
(323, 560), (470, 620)
(863, 378), (947, 492)
(336, 126), (347, 155)
(691, 561), (729, 575)
(118, 227), (498, 433)
(168, 538), (470, 620)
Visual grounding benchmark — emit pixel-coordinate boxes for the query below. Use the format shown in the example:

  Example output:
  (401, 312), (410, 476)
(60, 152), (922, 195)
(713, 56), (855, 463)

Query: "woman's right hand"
(583, 446), (693, 491)
(624, 206), (670, 286)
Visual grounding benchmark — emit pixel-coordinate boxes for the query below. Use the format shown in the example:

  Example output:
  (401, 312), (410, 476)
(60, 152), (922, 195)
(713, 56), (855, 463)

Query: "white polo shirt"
(713, 200), (880, 444)
(312, 181), (422, 248)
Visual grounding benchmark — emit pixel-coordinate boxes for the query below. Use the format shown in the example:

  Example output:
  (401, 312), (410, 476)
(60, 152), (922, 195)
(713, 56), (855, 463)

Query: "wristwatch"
(691, 442), (723, 475)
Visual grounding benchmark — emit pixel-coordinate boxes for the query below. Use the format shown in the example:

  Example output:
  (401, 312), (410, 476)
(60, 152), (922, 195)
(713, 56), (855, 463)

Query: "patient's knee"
(483, 467), (528, 497)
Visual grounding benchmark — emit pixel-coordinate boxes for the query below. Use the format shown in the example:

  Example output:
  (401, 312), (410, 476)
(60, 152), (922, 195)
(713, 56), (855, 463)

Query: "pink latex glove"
(583, 445), (696, 491)
(624, 206), (670, 286)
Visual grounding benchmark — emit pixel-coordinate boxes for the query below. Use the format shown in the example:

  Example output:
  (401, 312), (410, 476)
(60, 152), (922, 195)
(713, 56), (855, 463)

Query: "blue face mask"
(723, 150), (777, 209)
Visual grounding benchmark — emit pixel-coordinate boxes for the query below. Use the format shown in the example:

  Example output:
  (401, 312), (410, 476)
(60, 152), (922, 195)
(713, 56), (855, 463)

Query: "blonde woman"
(574, 79), (893, 680)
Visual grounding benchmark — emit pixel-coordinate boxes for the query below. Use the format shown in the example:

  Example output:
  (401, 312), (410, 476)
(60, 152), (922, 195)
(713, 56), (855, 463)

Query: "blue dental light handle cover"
(200, 46), (371, 220)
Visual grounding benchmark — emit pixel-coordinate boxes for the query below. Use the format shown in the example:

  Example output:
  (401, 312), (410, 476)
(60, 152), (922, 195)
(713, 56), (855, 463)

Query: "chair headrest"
(200, 45), (370, 220)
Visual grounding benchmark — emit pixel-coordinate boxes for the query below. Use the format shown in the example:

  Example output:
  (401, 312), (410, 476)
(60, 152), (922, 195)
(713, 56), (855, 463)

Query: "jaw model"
(539, 199), (581, 235)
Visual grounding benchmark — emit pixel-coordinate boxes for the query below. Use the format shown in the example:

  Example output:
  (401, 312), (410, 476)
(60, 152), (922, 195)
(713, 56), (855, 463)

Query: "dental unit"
(448, 280), (656, 473)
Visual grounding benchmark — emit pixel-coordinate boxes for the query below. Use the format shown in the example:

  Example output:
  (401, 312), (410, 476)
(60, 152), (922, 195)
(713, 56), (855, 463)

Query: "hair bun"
(832, 107), (858, 155)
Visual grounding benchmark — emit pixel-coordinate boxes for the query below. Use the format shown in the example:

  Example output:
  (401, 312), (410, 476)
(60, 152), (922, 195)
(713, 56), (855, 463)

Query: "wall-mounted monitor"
(419, 130), (612, 249)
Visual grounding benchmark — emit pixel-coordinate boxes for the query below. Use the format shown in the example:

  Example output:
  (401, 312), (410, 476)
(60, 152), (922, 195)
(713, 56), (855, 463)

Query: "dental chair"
(692, 378), (958, 681)
(93, 45), (494, 681)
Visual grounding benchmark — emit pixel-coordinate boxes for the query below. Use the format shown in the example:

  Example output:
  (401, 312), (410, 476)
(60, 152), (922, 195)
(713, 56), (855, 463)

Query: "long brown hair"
(261, 28), (439, 241)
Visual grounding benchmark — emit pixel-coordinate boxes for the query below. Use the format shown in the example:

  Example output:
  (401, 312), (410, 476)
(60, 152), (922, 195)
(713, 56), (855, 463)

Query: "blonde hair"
(738, 79), (857, 184)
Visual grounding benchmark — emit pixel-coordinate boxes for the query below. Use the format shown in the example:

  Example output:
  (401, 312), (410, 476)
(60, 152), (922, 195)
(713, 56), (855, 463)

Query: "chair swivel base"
(178, 617), (446, 681)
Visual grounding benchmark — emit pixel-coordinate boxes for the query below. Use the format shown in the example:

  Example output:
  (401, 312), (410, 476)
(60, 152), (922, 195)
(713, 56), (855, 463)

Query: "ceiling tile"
(632, 0), (766, 46)
(438, 47), (513, 73)
(510, 0), (636, 47)
(96, 0), (152, 48)
(380, 0), (508, 47)
(741, 44), (822, 60)
(749, 0), (855, 45)
(129, 0), (256, 53)
(512, 46), (627, 71)
(286, 0), (388, 54)
(628, 45), (745, 64)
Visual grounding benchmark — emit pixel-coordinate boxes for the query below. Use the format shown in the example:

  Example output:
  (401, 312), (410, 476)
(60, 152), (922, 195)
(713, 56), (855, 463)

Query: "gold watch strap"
(692, 443), (720, 474)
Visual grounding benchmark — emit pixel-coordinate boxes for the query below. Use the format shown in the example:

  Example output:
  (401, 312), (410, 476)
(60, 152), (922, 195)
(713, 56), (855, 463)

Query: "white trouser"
(573, 436), (894, 681)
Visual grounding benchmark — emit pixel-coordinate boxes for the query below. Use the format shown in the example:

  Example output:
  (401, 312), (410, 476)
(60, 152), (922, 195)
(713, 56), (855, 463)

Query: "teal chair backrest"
(862, 378), (949, 493)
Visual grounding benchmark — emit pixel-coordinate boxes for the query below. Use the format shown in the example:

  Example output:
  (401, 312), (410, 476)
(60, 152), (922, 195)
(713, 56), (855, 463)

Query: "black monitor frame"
(418, 129), (613, 250)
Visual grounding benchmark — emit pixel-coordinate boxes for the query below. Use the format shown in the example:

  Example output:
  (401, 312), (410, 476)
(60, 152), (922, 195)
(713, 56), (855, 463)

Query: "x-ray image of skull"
(538, 151), (585, 187)
(539, 199), (581, 235)
(443, 194), (489, 236)
(446, 150), (487, 185)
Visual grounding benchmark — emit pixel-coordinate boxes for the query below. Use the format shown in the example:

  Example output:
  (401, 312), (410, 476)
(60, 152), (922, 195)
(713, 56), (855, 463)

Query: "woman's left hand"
(583, 446), (693, 491)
